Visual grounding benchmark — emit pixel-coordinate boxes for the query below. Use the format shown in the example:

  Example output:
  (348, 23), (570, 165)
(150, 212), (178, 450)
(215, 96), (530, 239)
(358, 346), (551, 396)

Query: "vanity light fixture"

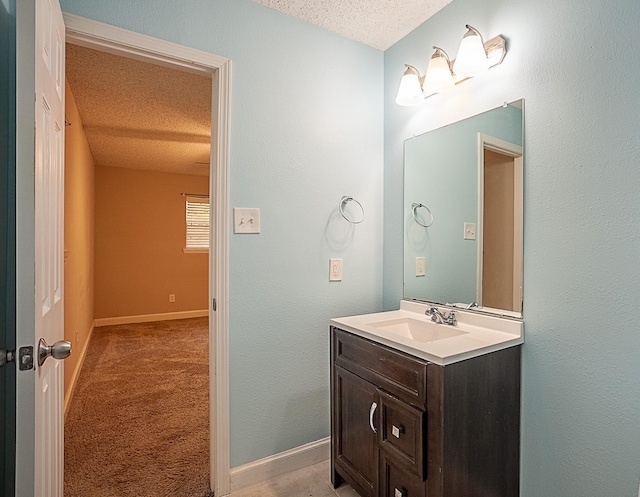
(453, 25), (489, 78)
(423, 47), (455, 95)
(395, 25), (507, 106)
(395, 65), (425, 106)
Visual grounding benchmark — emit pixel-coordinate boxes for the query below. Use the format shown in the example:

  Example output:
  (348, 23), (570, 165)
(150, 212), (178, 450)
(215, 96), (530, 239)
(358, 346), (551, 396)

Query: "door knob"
(38, 338), (72, 367)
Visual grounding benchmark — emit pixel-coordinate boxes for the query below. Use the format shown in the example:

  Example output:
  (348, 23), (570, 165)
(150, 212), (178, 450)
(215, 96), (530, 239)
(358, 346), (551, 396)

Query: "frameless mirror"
(403, 100), (524, 316)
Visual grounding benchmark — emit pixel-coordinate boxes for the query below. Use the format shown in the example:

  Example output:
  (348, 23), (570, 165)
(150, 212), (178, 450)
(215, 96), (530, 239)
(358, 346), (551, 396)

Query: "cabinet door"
(333, 365), (379, 497)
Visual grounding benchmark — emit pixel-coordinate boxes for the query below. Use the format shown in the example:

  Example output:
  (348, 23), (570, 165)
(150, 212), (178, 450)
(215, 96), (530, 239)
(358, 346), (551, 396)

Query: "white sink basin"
(367, 317), (467, 343)
(331, 300), (524, 365)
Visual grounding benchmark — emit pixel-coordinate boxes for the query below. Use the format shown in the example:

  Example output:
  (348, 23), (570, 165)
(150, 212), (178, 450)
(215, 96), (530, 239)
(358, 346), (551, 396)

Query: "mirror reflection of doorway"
(479, 137), (523, 312)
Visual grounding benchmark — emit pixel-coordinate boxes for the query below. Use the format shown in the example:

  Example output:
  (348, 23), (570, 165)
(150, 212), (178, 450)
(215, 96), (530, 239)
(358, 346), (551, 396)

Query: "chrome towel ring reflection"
(340, 196), (365, 224)
(411, 203), (434, 227)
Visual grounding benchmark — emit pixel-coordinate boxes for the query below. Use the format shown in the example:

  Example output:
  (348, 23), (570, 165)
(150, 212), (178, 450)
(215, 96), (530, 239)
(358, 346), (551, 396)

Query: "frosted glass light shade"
(453, 26), (489, 78)
(423, 48), (454, 95)
(395, 66), (424, 106)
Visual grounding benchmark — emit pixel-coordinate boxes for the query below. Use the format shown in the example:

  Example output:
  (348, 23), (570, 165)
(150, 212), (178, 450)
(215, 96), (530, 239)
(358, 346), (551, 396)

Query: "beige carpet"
(64, 317), (213, 497)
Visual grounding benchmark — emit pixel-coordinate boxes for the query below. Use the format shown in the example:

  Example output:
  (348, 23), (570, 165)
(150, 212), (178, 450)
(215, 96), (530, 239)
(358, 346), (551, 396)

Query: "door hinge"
(0, 346), (34, 371)
(212, 298), (217, 311)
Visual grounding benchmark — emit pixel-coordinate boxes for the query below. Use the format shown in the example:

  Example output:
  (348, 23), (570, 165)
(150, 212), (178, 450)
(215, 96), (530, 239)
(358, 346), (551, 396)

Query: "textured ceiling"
(65, 2), (450, 176)
(252, 0), (453, 50)
(65, 44), (212, 177)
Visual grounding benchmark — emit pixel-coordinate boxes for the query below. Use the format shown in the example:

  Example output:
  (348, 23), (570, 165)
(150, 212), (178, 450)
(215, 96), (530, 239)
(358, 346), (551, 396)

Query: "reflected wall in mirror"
(404, 100), (524, 316)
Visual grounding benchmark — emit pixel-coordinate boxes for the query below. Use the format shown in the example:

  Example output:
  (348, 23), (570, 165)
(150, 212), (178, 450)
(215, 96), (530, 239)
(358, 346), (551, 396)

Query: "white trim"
(64, 323), (95, 421)
(210, 54), (232, 497)
(183, 248), (209, 254)
(63, 14), (228, 76)
(477, 138), (484, 307)
(94, 310), (209, 327)
(476, 133), (523, 313)
(513, 156), (524, 311)
(63, 14), (232, 496)
(229, 438), (330, 492)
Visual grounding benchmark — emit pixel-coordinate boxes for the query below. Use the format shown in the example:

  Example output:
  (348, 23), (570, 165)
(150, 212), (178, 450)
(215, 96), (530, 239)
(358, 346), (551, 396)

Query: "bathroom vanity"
(330, 301), (522, 497)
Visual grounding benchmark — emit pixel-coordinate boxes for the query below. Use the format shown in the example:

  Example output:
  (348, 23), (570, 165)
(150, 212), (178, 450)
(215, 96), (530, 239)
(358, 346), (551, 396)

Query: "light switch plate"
(234, 208), (260, 233)
(463, 222), (476, 240)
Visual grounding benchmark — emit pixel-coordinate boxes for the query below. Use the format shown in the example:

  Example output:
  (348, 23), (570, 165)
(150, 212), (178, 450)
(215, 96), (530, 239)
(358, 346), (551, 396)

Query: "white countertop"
(330, 300), (523, 365)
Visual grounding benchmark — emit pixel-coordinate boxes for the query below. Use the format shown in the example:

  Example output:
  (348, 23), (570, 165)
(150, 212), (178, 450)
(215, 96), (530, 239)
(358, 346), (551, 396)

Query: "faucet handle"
(426, 307), (443, 323)
(446, 311), (457, 325)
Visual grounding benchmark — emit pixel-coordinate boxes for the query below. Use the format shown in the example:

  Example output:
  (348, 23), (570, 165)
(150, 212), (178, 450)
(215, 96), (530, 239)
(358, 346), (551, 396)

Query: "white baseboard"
(229, 437), (330, 492)
(64, 322), (95, 422)
(94, 309), (209, 327)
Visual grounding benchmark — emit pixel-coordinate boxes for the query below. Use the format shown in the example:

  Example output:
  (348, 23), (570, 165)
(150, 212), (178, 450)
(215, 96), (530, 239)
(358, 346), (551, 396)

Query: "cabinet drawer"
(379, 451), (426, 497)
(378, 390), (426, 479)
(332, 327), (428, 409)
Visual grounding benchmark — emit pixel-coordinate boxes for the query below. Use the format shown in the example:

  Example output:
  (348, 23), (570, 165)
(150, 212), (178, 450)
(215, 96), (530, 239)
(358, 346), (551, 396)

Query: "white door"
(15, 0), (67, 495)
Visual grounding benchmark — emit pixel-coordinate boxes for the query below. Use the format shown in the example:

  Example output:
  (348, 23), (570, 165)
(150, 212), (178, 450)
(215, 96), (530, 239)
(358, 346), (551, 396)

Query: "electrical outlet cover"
(329, 258), (343, 281)
(416, 257), (426, 276)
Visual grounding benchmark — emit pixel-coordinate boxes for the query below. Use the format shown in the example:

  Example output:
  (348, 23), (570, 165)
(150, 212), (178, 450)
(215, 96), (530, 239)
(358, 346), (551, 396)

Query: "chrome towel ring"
(340, 196), (365, 224)
(411, 203), (434, 227)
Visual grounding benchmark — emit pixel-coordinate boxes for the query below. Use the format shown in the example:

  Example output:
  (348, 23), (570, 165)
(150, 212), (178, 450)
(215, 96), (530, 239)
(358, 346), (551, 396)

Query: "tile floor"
(227, 459), (359, 497)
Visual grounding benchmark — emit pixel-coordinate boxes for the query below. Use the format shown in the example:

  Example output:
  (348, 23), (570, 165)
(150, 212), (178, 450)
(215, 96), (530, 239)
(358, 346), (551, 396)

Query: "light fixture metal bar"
(484, 34), (507, 67)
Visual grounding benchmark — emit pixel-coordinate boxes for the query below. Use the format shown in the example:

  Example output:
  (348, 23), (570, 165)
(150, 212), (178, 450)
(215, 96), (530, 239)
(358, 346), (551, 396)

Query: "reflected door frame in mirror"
(477, 133), (523, 313)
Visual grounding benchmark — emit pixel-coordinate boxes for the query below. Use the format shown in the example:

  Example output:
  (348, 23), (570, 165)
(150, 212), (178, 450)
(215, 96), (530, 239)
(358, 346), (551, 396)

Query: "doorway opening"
(64, 40), (212, 495)
(63, 14), (231, 495)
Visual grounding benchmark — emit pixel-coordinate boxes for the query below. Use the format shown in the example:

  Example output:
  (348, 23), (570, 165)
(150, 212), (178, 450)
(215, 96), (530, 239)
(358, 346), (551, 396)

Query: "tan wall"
(94, 166), (208, 319)
(482, 149), (515, 310)
(64, 81), (95, 401)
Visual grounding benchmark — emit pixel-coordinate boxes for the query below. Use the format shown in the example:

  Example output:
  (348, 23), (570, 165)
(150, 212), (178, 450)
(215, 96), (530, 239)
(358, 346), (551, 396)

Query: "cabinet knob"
(394, 488), (405, 497)
(392, 424), (404, 438)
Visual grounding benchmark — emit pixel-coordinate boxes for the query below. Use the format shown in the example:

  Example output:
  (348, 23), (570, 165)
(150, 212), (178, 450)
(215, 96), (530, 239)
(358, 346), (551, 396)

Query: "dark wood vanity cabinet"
(330, 326), (521, 497)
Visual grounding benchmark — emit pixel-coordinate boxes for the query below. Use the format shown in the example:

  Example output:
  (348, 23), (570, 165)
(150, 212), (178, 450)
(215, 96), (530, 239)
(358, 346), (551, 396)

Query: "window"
(184, 196), (210, 253)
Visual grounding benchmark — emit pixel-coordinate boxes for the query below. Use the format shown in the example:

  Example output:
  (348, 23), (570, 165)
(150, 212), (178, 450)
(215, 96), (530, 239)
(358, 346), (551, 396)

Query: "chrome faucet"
(425, 306), (457, 326)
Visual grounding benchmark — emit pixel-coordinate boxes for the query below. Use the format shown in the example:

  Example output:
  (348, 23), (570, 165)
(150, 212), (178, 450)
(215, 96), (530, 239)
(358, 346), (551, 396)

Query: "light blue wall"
(385, 1), (640, 496)
(59, 0), (384, 467)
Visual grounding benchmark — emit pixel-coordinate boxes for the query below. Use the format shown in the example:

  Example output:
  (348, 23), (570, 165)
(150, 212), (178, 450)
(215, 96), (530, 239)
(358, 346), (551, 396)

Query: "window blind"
(186, 197), (210, 250)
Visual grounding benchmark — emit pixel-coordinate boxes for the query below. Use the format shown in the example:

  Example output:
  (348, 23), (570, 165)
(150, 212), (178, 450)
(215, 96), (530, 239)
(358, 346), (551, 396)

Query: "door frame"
(63, 14), (232, 495)
(476, 133), (523, 311)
